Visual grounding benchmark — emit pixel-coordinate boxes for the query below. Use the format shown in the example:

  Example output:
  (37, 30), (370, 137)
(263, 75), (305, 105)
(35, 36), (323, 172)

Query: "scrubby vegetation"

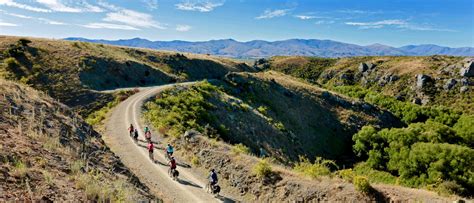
(353, 176), (373, 194)
(353, 123), (473, 196)
(293, 156), (337, 179)
(144, 81), (218, 138)
(86, 89), (137, 126)
(253, 159), (273, 178)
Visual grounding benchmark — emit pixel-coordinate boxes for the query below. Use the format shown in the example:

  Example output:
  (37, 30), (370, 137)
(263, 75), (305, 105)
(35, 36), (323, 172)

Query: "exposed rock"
(421, 98), (430, 105)
(389, 75), (399, 83)
(460, 59), (474, 77)
(416, 74), (433, 89)
(443, 79), (457, 90)
(460, 86), (469, 93)
(412, 98), (422, 105)
(358, 62), (376, 73)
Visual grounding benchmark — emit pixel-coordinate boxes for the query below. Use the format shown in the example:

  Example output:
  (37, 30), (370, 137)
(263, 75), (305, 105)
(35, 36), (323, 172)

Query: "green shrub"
(232, 143), (251, 155)
(294, 156), (337, 179)
(191, 156), (200, 166)
(336, 169), (355, 182)
(453, 114), (474, 147)
(353, 162), (397, 185)
(435, 181), (465, 197)
(353, 176), (372, 194)
(253, 159), (273, 178)
(257, 105), (268, 114)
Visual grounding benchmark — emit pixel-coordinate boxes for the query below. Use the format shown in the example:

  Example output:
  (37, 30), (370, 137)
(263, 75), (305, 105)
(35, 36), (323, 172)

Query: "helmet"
(171, 156), (175, 160)
(210, 169), (215, 172)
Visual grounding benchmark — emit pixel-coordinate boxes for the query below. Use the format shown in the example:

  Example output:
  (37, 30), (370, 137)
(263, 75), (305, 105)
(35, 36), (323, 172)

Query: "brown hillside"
(0, 79), (153, 201)
(0, 36), (254, 116)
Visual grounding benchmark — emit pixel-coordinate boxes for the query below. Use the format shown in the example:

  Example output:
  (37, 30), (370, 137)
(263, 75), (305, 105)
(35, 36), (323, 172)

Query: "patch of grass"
(70, 160), (85, 175)
(232, 143), (251, 155)
(352, 162), (397, 185)
(74, 170), (137, 201)
(253, 159), (273, 178)
(191, 155), (200, 166)
(42, 170), (54, 186)
(13, 161), (28, 178)
(335, 169), (355, 182)
(293, 156), (337, 179)
(43, 135), (61, 151)
(86, 90), (135, 126)
(353, 176), (372, 194)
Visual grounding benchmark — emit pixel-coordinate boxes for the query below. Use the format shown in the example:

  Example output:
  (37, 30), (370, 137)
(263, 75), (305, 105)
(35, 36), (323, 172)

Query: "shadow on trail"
(177, 179), (202, 189)
(217, 196), (236, 203)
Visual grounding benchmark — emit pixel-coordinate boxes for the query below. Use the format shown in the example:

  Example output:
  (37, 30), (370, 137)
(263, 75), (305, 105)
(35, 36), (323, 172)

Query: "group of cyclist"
(128, 124), (219, 193)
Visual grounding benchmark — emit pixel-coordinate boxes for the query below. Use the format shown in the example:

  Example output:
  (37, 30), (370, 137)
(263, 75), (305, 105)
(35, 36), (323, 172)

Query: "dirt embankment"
(0, 79), (154, 201)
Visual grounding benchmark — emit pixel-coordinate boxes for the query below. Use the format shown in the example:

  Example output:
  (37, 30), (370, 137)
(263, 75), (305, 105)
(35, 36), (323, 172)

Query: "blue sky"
(0, 0), (473, 47)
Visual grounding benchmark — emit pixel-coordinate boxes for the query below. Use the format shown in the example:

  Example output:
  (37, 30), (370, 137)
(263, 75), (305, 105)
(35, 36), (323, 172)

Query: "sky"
(0, 0), (473, 47)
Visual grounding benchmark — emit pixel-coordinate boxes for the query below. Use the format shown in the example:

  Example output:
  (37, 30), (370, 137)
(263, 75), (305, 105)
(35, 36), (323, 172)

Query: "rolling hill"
(65, 37), (474, 58)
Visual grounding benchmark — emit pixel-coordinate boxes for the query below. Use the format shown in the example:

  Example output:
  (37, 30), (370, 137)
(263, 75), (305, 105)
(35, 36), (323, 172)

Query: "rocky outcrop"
(416, 74), (433, 89)
(460, 58), (474, 77)
(443, 78), (457, 90)
(358, 62), (376, 73)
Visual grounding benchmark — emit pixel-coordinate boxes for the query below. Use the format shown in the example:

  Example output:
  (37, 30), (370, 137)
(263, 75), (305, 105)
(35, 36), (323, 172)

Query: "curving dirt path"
(104, 82), (233, 202)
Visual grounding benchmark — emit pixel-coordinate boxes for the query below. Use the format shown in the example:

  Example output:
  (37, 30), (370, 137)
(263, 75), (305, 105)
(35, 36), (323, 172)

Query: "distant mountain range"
(65, 37), (474, 58)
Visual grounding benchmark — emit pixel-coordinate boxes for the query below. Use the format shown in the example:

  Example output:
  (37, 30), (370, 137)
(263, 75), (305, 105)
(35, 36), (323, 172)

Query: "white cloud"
(82, 23), (139, 30)
(142, 0), (158, 10)
(97, 0), (120, 11)
(0, 21), (18, 26)
(103, 9), (165, 29)
(35, 0), (104, 13)
(256, 9), (290, 19)
(314, 20), (335, 25)
(38, 17), (65, 25)
(345, 19), (456, 32)
(0, 10), (67, 25)
(0, 0), (51, 12)
(294, 15), (315, 20)
(176, 24), (191, 32)
(175, 1), (224, 12)
(346, 19), (405, 29)
(338, 9), (382, 15)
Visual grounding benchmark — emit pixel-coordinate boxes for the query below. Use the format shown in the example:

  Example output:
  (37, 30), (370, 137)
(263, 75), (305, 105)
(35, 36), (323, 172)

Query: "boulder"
(443, 79), (457, 90)
(460, 60), (474, 77)
(412, 98), (422, 105)
(416, 74), (433, 89)
(460, 86), (469, 93)
(389, 75), (399, 83)
(358, 63), (369, 72)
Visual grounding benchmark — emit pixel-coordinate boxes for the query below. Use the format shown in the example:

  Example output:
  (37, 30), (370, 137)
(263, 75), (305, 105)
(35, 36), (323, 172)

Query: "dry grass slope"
(0, 79), (153, 201)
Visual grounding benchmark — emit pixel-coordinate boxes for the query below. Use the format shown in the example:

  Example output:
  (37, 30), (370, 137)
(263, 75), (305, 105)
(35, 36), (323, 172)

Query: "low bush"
(294, 156), (337, 179)
(353, 176), (372, 194)
(253, 159), (273, 178)
(191, 156), (200, 166)
(232, 143), (251, 155)
(335, 169), (354, 182)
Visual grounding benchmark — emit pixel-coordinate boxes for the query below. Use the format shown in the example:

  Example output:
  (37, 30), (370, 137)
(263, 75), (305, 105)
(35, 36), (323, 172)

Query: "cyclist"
(209, 169), (218, 187)
(128, 124), (134, 137)
(133, 129), (139, 142)
(169, 157), (177, 174)
(148, 141), (154, 161)
(166, 144), (174, 160)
